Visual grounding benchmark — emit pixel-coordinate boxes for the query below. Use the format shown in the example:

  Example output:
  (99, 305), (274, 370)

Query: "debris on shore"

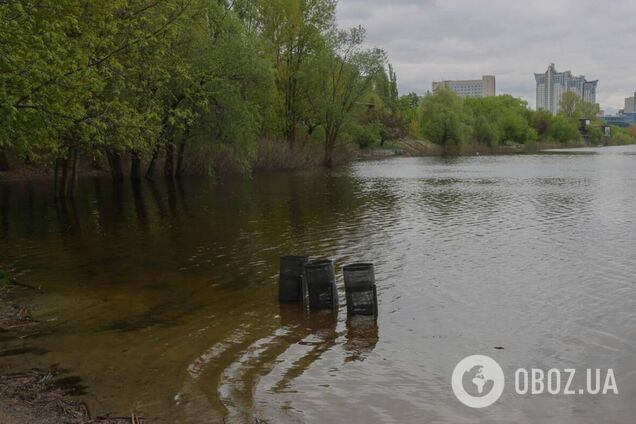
(0, 271), (146, 423)
(0, 368), (143, 423)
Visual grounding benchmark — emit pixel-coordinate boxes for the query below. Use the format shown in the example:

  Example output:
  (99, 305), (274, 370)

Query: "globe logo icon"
(452, 355), (505, 408)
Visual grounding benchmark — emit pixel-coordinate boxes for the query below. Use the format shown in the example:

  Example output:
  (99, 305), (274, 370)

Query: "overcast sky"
(337, 0), (636, 113)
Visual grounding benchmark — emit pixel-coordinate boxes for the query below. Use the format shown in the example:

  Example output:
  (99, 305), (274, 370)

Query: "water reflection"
(271, 310), (339, 394)
(1, 149), (636, 423)
(344, 316), (379, 363)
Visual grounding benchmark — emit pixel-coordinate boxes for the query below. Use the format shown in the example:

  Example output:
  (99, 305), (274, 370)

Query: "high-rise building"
(534, 63), (598, 115)
(432, 75), (496, 98)
(624, 93), (636, 113)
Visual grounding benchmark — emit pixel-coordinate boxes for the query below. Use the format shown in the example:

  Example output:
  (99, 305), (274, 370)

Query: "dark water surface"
(1, 146), (635, 423)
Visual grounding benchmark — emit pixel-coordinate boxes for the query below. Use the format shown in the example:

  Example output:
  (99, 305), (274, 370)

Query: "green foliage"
(472, 115), (500, 147)
(258, 0), (337, 144)
(549, 116), (581, 144)
(501, 111), (537, 144)
(0, 0), (402, 175)
(4, 0), (630, 177)
(532, 109), (553, 138)
(465, 95), (536, 145)
(609, 126), (635, 145)
(587, 125), (603, 146)
(420, 88), (471, 152)
(304, 26), (386, 165)
(399, 93), (422, 139)
(558, 92), (600, 121)
(350, 122), (380, 148)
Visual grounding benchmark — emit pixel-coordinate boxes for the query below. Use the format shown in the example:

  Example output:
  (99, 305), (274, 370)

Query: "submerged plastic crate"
(279, 255), (308, 302)
(343, 263), (378, 316)
(304, 259), (338, 310)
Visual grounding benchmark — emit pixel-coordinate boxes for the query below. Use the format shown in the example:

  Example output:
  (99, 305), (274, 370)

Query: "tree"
(500, 110), (536, 144)
(532, 109), (553, 139)
(258, 0), (336, 147)
(305, 26), (386, 166)
(472, 115), (500, 147)
(0, 0), (200, 192)
(559, 92), (579, 119)
(145, 0), (274, 179)
(420, 88), (472, 153)
(357, 73), (407, 146)
(550, 115), (581, 144)
(0, 0), (401, 183)
(559, 91), (600, 120)
(399, 93), (422, 139)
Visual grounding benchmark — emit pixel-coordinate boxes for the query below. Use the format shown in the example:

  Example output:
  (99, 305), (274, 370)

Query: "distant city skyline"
(535, 64), (597, 115)
(336, 0), (636, 113)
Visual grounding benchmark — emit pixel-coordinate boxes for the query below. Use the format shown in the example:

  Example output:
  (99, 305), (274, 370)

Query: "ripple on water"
(1, 149), (636, 422)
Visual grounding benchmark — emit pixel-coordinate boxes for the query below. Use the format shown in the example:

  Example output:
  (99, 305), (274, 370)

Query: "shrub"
(549, 116), (581, 144)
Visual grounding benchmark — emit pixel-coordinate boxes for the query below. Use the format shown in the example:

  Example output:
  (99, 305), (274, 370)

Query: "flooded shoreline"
(1, 147), (635, 422)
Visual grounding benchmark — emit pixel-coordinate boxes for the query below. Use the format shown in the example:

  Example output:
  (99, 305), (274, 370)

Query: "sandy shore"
(0, 278), (139, 424)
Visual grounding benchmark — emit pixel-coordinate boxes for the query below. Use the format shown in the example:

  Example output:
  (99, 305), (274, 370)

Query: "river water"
(1, 146), (635, 423)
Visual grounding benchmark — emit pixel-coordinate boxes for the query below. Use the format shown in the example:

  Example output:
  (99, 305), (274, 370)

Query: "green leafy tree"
(421, 88), (472, 154)
(559, 91), (600, 120)
(532, 109), (553, 139)
(258, 0), (336, 146)
(472, 115), (500, 147)
(0, 0), (405, 183)
(559, 92), (579, 119)
(550, 115), (581, 144)
(305, 26), (386, 165)
(500, 110), (536, 144)
(399, 93), (422, 139)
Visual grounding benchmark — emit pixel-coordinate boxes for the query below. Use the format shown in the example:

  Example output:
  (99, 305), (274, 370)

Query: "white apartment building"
(534, 63), (598, 115)
(624, 93), (636, 113)
(432, 75), (496, 98)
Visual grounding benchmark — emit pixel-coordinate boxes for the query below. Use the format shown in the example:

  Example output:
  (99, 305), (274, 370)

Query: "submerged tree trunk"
(324, 138), (335, 167)
(323, 126), (339, 168)
(164, 143), (175, 179)
(68, 147), (79, 198)
(53, 146), (79, 199)
(105, 148), (124, 181)
(0, 150), (9, 171)
(54, 158), (61, 198)
(145, 148), (159, 180)
(175, 142), (186, 178)
(58, 157), (70, 199)
(130, 150), (142, 182)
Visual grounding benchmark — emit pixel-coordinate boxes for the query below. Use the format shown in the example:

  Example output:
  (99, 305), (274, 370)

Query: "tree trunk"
(58, 157), (70, 199)
(68, 147), (79, 198)
(164, 143), (175, 179)
(0, 150), (9, 171)
(145, 148), (159, 180)
(324, 136), (335, 167)
(131, 150), (142, 182)
(54, 158), (61, 198)
(176, 142), (186, 178)
(323, 127), (338, 168)
(106, 148), (124, 181)
(287, 126), (296, 149)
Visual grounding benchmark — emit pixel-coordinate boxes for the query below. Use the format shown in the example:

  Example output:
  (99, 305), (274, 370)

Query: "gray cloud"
(337, 0), (636, 112)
